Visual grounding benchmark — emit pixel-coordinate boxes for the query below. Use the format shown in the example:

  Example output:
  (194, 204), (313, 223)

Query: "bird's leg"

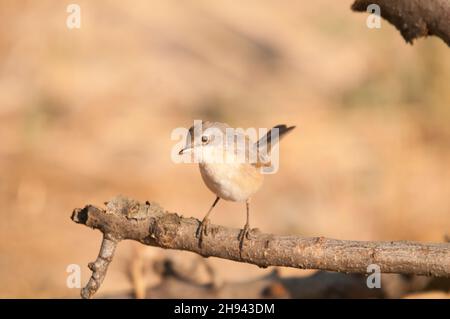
(238, 199), (252, 252)
(196, 196), (220, 248)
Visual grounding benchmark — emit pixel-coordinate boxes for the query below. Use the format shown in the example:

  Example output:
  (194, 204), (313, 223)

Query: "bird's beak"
(178, 147), (191, 155)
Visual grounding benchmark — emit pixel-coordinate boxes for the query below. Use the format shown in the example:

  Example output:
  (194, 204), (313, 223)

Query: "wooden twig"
(71, 196), (450, 298)
(78, 234), (118, 299)
(351, 0), (450, 46)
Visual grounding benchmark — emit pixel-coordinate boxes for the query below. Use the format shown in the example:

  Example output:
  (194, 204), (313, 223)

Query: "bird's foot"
(238, 223), (252, 254)
(196, 218), (210, 248)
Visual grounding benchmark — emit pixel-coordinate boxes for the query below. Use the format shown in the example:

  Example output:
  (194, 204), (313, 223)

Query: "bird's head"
(178, 121), (229, 156)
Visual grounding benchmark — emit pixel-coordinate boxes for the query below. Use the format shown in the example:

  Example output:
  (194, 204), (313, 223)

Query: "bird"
(178, 121), (295, 252)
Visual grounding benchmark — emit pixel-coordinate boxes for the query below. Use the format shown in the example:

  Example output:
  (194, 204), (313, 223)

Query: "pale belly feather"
(199, 162), (264, 202)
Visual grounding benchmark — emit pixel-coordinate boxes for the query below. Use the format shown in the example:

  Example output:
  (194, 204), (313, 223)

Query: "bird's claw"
(196, 218), (210, 248)
(238, 223), (251, 252)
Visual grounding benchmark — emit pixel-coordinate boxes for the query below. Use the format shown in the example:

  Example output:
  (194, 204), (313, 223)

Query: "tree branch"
(351, 0), (450, 47)
(71, 196), (450, 299)
(79, 234), (118, 299)
(108, 254), (450, 299)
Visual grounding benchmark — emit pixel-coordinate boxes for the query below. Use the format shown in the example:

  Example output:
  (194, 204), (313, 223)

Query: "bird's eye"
(201, 135), (209, 143)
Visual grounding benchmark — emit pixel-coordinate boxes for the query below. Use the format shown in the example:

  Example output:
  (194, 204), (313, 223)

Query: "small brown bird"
(179, 121), (295, 251)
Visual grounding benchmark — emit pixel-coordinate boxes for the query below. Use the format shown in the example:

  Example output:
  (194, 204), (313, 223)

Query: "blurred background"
(0, 0), (449, 298)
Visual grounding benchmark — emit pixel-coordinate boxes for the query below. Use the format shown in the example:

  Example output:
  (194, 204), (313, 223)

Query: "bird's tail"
(256, 124), (295, 152)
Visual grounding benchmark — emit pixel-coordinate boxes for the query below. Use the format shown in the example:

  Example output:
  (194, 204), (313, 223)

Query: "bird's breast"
(199, 162), (264, 202)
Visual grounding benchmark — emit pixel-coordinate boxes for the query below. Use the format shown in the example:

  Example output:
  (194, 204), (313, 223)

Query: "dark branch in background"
(352, 0), (450, 47)
(71, 196), (450, 299)
(107, 258), (450, 299)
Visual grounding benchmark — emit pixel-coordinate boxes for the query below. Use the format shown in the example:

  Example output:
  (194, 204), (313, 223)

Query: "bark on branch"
(351, 0), (450, 46)
(71, 196), (450, 299)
